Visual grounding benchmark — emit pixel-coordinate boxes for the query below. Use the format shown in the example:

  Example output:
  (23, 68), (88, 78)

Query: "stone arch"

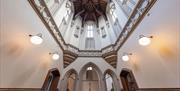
(104, 69), (120, 91)
(61, 69), (78, 91)
(78, 62), (106, 91)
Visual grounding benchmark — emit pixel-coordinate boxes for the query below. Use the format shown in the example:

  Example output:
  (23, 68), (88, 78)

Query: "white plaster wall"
(79, 26), (87, 50)
(45, 0), (54, 9)
(0, 0), (63, 88)
(94, 27), (102, 49)
(99, 16), (113, 48)
(69, 17), (82, 47)
(117, 0), (180, 88)
(53, 0), (68, 27)
(113, 0), (128, 28)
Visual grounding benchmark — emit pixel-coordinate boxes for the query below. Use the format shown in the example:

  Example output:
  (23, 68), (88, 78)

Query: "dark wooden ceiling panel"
(71, 0), (108, 27)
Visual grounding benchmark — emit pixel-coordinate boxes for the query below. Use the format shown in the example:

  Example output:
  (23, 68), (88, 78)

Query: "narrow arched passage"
(79, 62), (105, 91)
(62, 69), (78, 91)
(104, 69), (120, 91)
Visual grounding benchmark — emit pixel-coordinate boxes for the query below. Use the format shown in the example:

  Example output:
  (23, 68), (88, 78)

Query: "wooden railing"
(0, 68), (60, 91)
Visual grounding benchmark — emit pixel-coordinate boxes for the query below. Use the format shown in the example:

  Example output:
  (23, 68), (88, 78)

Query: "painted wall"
(0, 0), (63, 88)
(117, 0), (180, 88)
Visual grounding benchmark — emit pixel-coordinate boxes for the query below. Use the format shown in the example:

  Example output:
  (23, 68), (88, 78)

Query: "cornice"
(28, 0), (157, 68)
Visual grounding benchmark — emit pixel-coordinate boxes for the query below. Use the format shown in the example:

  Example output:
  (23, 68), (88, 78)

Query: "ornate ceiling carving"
(29, 0), (157, 68)
(71, 0), (108, 27)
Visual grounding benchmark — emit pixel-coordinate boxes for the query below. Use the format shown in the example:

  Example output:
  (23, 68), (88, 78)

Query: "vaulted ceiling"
(71, 0), (108, 27)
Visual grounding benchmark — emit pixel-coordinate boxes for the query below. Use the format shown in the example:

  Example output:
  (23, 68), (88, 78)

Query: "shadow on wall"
(0, 33), (31, 58)
(3, 41), (24, 57)
(0, 32), (53, 87)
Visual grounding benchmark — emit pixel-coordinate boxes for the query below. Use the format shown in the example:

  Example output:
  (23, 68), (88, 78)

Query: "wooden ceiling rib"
(71, 0), (108, 27)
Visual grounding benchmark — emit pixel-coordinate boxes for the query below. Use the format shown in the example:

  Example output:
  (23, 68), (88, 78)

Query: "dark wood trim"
(138, 88), (180, 91)
(42, 68), (60, 91)
(120, 68), (139, 91)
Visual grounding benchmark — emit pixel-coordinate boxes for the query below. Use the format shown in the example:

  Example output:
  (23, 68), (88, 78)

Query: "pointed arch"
(104, 69), (121, 91)
(120, 68), (138, 91)
(79, 62), (103, 78)
(63, 68), (78, 79)
(79, 62), (105, 91)
(62, 68), (78, 91)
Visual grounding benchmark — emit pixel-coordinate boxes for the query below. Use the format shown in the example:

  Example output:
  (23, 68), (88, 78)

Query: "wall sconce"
(122, 53), (132, 62)
(138, 35), (153, 46)
(49, 52), (60, 60)
(29, 33), (43, 45)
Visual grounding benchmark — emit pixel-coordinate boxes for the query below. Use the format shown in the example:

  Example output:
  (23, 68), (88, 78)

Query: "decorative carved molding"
(28, 0), (157, 68)
(102, 51), (117, 68)
(63, 50), (78, 68)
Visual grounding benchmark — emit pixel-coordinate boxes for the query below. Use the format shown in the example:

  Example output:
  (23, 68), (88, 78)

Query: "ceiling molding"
(28, 0), (157, 68)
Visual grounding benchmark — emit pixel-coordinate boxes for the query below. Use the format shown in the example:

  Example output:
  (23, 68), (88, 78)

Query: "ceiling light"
(138, 35), (153, 46)
(29, 33), (43, 45)
(49, 52), (60, 60)
(52, 53), (60, 60)
(122, 53), (132, 62)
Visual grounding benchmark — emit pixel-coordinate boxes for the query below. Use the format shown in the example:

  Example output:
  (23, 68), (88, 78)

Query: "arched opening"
(85, 21), (96, 49)
(104, 69), (120, 91)
(120, 68), (138, 91)
(63, 69), (78, 91)
(42, 68), (60, 91)
(105, 73), (114, 91)
(79, 62), (104, 91)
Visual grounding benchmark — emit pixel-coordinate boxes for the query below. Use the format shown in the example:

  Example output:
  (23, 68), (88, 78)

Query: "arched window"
(79, 63), (101, 91)
(109, 4), (117, 23)
(85, 24), (95, 49)
(109, 3), (122, 37)
(86, 66), (93, 80)
(64, 1), (72, 24)
(87, 25), (94, 38)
